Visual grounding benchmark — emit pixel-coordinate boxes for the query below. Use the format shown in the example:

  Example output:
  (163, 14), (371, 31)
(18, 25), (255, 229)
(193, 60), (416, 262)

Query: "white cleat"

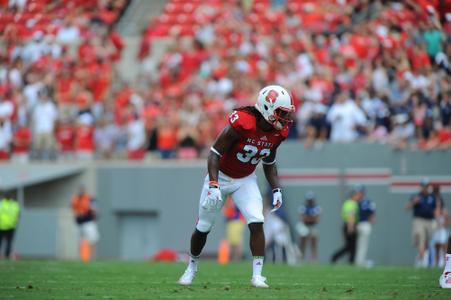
(251, 275), (269, 288)
(439, 272), (451, 288)
(178, 269), (196, 286)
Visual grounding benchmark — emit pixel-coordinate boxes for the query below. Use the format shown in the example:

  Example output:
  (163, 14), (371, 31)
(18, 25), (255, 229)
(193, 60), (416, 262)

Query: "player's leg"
(266, 239), (276, 263)
(5, 229), (14, 259)
(232, 174), (268, 288)
(248, 222), (264, 256)
(0, 230), (4, 257)
(439, 234), (451, 288)
(438, 230), (448, 267)
(416, 220), (427, 266)
(355, 222), (364, 265)
(425, 220), (436, 267)
(435, 242), (441, 267)
(331, 223), (348, 263)
(248, 222), (265, 269)
(281, 243), (287, 263)
(311, 234), (318, 261)
(356, 222), (371, 266)
(349, 228), (357, 264)
(300, 236), (307, 260)
(190, 229), (208, 257)
(434, 228), (442, 267)
(178, 228), (209, 285)
(179, 175), (228, 285)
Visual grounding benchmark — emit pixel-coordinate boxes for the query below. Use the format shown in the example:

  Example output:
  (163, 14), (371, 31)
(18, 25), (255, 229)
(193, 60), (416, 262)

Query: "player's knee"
(194, 228), (209, 236)
(246, 214), (264, 225)
(248, 222), (264, 234)
(196, 219), (214, 233)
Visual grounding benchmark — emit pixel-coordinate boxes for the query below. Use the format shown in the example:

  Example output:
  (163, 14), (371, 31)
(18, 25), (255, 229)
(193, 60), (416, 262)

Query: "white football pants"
(196, 171), (264, 233)
(355, 221), (372, 266)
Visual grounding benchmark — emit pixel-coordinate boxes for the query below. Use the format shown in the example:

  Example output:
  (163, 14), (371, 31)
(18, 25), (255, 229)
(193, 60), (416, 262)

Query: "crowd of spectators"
(0, 0), (128, 161)
(139, 0), (450, 154)
(0, 0), (450, 162)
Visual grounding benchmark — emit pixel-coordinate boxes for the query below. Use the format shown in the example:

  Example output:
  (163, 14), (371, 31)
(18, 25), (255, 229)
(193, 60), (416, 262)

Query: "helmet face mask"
(255, 85), (295, 130)
(272, 107), (294, 130)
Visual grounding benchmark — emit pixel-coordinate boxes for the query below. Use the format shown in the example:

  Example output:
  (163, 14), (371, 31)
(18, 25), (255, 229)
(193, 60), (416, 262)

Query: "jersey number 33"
(230, 111), (271, 165)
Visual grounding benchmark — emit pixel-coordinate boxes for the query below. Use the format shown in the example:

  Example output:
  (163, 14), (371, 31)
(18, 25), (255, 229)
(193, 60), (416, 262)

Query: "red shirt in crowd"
(12, 126), (31, 154)
(56, 123), (75, 152)
(56, 76), (76, 104)
(75, 125), (94, 152)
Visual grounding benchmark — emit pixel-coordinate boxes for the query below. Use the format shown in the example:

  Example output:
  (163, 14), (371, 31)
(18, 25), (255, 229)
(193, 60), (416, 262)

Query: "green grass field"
(0, 260), (449, 300)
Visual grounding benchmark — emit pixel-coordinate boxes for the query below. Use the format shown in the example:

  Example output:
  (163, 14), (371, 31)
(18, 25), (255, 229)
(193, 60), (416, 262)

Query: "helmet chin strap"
(274, 121), (283, 130)
(266, 114), (284, 130)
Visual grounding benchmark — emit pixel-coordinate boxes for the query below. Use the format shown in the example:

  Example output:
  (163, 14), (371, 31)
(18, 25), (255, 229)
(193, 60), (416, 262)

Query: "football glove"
(271, 188), (283, 213)
(201, 181), (222, 211)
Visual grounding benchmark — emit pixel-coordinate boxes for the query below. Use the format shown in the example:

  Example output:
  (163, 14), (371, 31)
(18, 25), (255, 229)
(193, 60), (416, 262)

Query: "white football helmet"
(255, 85), (295, 130)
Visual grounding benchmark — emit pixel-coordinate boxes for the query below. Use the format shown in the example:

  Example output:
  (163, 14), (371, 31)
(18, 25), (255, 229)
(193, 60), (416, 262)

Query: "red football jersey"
(219, 109), (289, 178)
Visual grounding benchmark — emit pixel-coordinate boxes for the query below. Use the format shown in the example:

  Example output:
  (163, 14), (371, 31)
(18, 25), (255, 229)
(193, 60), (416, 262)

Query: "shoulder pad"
(229, 110), (256, 133)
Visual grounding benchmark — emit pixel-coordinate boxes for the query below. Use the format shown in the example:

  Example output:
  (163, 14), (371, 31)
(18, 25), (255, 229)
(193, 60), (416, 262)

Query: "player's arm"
(304, 215), (315, 223)
(369, 202), (376, 224)
(347, 214), (355, 233)
(312, 213), (320, 223)
(262, 148), (281, 190)
(90, 198), (97, 218)
(369, 212), (376, 224)
(405, 195), (420, 210)
(208, 125), (240, 182)
(263, 148), (284, 210)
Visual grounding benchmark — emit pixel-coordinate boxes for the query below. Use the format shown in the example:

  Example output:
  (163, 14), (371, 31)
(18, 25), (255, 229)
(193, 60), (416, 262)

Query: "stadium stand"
(0, 0), (449, 162)
(0, 0), (128, 161)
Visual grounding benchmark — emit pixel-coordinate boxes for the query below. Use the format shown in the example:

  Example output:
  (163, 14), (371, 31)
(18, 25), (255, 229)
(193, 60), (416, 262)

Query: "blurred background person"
(433, 185), (448, 267)
(296, 191), (321, 262)
(0, 191), (20, 260)
(56, 118), (75, 161)
(31, 88), (57, 160)
(11, 120), (32, 163)
(223, 197), (245, 261)
(331, 187), (362, 264)
(126, 112), (146, 160)
(74, 113), (95, 161)
(388, 114), (415, 150)
(326, 92), (368, 143)
(71, 186), (99, 262)
(405, 178), (438, 267)
(355, 185), (376, 267)
(94, 116), (119, 160)
(156, 114), (178, 159)
(264, 207), (291, 264)
(0, 111), (12, 161)
(302, 100), (329, 149)
(264, 185), (300, 264)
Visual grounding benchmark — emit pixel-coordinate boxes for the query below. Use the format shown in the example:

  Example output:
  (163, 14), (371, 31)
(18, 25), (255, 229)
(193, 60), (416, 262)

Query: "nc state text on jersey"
(246, 138), (274, 148)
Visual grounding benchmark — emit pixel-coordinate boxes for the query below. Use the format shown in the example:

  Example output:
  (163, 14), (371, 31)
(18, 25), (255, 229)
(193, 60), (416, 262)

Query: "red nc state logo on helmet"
(265, 90), (279, 104)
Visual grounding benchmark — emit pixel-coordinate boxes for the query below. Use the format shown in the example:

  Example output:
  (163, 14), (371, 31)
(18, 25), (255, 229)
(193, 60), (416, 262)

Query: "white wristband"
(262, 159), (276, 165)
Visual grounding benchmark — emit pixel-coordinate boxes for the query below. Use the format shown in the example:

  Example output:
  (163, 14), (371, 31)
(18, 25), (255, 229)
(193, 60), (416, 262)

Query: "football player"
(178, 85), (295, 288)
(439, 235), (451, 288)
